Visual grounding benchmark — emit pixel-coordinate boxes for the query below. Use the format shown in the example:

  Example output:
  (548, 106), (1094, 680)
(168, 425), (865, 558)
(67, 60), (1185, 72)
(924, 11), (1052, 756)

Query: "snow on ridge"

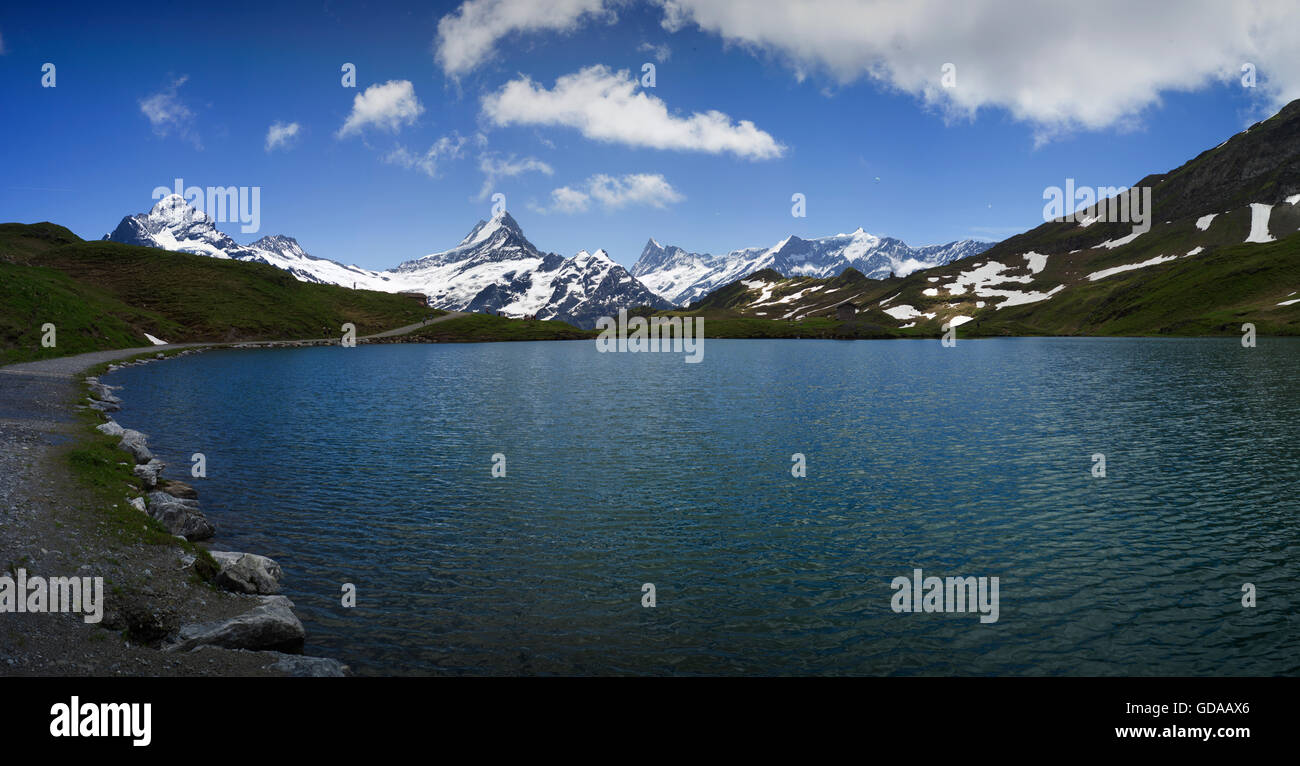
(1196, 213), (1217, 231)
(1099, 229), (1145, 249)
(1087, 254), (1179, 281)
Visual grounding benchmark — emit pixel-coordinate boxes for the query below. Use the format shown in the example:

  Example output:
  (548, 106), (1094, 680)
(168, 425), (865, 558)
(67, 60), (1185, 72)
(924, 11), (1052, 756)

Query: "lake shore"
(0, 344), (345, 676)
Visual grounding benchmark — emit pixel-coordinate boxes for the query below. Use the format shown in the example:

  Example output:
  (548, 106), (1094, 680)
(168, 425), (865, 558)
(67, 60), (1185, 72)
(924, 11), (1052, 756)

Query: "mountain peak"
(459, 209), (524, 248)
(148, 193), (211, 226)
(574, 248), (614, 265)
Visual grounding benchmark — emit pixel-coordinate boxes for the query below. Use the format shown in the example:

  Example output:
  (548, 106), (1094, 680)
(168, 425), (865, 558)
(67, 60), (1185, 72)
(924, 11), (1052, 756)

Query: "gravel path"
(0, 327), (446, 676)
(363, 310), (468, 338)
(0, 315), (456, 675)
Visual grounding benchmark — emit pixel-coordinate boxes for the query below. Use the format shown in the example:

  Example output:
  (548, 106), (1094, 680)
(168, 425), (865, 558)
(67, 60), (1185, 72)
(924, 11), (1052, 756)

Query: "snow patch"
(1195, 213), (1217, 231)
(1087, 255), (1179, 281)
(1246, 203), (1275, 243)
(1099, 229), (1145, 249)
(1023, 252), (1048, 274)
(883, 304), (923, 320)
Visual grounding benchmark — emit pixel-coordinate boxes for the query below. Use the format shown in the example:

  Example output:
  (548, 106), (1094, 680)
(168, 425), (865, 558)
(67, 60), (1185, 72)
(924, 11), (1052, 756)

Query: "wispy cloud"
(482, 65), (784, 160)
(533, 173), (684, 214)
(139, 76), (200, 148)
(265, 121), (301, 152)
(385, 133), (481, 178)
(337, 80), (424, 138)
(478, 152), (553, 200)
(638, 41), (671, 63)
(435, 0), (615, 77)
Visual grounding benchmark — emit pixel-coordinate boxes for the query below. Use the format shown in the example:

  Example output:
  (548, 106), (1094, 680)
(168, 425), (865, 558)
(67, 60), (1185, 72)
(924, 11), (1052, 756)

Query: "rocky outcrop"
(117, 429), (153, 464)
(133, 459), (165, 489)
(159, 479), (198, 499)
(264, 652), (348, 677)
(88, 398), (121, 413)
(88, 354), (341, 674)
(145, 491), (215, 541)
(96, 419), (125, 437)
(86, 379), (121, 404)
(210, 551), (283, 594)
(166, 595), (305, 653)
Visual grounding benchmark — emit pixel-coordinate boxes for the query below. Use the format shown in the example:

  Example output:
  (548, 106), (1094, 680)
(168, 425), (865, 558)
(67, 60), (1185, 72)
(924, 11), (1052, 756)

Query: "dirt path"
(0, 311), (464, 379)
(0, 365), (300, 674)
(364, 310), (468, 338)
(0, 313), (452, 676)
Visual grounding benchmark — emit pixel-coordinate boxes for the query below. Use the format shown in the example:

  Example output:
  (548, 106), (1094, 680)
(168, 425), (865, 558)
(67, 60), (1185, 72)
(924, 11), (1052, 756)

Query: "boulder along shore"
(0, 344), (346, 676)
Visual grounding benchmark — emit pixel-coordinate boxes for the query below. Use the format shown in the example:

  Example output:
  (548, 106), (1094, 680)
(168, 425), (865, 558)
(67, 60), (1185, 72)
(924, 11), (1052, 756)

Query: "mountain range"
(103, 196), (991, 328)
(631, 232), (992, 306)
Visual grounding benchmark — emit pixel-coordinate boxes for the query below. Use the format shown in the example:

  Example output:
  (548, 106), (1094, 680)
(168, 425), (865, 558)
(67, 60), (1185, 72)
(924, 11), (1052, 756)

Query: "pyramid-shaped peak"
(460, 209), (525, 247)
(148, 193), (211, 225)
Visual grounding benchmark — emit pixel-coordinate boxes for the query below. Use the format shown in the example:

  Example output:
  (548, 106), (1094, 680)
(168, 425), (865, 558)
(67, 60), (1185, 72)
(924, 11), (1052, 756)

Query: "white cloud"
(385, 133), (475, 178)
(435, 0), (615, 77)
(337, 80), (424, 138)
(537, 172), (684, 213)
(478, 152), (554, 199)
(481, 64), (784, 159)
(656, 0), (1300, 139)
(265, 121), (301, 152)
(545, 185), (594, 214)
(638, 41), (672, 62)
(139, 76), (199, 148)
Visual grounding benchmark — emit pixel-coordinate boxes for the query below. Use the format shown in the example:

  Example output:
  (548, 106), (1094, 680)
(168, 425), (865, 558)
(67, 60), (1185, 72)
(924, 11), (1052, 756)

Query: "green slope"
(0, 223), (434, 364)
(396, 312), (595, 342)
(671, 100), (1300, 338)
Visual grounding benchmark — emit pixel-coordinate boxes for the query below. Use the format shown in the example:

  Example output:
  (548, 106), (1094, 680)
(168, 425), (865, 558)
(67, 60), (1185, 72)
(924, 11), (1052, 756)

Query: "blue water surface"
(106, 338), (1300, 675)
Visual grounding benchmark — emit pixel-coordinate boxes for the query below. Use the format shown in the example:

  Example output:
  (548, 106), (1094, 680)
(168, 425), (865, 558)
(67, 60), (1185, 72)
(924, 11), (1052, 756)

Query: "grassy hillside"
(397, 312), (594, 342)
(670, 203), (1300, 338)
(0, 223), (435, 364)
(668, 100), (1300, 339)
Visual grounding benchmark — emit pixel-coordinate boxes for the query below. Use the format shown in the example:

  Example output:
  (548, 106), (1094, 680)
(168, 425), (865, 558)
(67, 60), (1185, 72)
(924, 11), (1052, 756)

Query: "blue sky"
(0, 0), (1291, 269)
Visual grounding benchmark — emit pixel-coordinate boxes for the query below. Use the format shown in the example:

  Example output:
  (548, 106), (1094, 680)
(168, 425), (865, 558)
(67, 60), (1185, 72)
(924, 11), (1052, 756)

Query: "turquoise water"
(106, 338), (1300, 675)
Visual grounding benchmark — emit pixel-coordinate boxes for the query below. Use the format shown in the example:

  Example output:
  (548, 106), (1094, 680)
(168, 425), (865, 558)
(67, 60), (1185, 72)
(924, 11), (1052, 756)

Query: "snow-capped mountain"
(632, 230), (994, 305)
(104, 195), (394, 288)
(389, 212), (671, 327)
(103, 196), (668, 328)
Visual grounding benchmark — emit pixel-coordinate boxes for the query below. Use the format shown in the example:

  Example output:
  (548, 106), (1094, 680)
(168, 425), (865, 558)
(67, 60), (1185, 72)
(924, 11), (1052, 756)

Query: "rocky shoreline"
(84, 349), (347, 676)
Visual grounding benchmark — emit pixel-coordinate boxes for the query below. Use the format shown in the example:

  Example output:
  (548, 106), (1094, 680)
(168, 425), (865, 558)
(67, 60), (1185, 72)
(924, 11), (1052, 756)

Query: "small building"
(836, 302), (857, 321)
